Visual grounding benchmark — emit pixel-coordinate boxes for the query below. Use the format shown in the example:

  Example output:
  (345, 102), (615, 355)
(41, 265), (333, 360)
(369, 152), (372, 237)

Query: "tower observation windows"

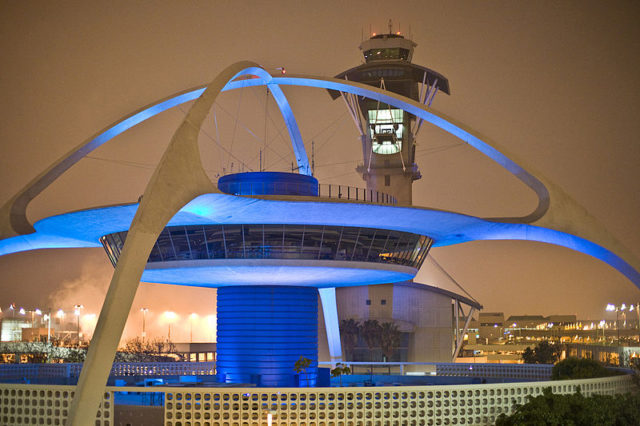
(100, 224), (433, 270)
(368, 109), (404, 155)
(363, 48), (410, 62)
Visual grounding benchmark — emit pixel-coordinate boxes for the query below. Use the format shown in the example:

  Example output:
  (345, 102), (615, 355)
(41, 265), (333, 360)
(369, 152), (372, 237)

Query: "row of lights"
(605, 303), (639, 312)
(2, 304), (213, 343)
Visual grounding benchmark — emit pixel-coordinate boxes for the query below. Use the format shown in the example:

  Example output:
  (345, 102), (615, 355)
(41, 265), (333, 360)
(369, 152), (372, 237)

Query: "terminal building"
(327, 31), (478, 366)
(1, 28), (639, 423)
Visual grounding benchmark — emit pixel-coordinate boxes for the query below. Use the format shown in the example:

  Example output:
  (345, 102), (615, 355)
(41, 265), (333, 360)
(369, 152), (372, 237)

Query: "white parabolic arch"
(0, 62), (635, 423)
(1, 65), (637, 286)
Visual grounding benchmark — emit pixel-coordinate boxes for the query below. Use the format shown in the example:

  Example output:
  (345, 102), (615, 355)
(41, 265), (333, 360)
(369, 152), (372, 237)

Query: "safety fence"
(216, 179), (398, 205)
(0, 361), (216, 381)
(318, 184), (397, 205)
(0, 374), (635, 426)
(0, 361), (553, 382)
(318, 362), (555, 381)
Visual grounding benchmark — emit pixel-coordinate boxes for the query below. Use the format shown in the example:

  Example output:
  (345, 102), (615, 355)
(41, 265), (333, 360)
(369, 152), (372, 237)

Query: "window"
(366, 299), (371, 306)
(368, 109), (403, 154)
(381, 299), (386, 305)
(384, 175), (390, 186)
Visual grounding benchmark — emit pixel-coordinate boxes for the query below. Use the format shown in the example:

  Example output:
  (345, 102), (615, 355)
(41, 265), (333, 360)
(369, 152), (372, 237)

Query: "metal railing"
(0, 361), (216, 381)
(216, 179), (398, 205)
(318, 183), (397, 205)
(318, 361), (555, 381)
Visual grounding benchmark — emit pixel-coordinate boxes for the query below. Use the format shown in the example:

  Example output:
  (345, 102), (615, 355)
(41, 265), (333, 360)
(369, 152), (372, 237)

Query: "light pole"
(606, 303), (629, 346)
(190, 313), (197, 343)
(163, 311), (177, 342)
(74, 304), (84, 344)
(44, 313), (51, 344)
(33, 309), (42, 339)
(140, 308), (148, 341)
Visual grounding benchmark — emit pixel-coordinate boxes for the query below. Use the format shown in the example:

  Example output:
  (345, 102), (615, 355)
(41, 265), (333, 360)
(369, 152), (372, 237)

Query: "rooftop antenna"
(311, 140), (315, 176)
(388, 19), (393, 34)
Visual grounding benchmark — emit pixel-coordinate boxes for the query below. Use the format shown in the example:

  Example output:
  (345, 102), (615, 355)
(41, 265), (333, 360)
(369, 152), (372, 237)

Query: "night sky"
(1, 1), (639, 341)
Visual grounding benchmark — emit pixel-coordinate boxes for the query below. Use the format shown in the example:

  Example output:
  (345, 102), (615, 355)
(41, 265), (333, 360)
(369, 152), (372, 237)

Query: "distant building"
(478, 312), (505, 344)
(0, 318), (32, 342)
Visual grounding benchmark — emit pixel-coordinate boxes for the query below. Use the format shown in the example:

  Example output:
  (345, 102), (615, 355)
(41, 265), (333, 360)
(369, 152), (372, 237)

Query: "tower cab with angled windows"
(330, 27), (450, 205)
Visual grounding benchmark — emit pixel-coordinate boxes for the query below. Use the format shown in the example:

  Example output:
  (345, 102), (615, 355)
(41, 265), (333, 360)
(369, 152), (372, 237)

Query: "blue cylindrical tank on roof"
(217, 171), (319, 197)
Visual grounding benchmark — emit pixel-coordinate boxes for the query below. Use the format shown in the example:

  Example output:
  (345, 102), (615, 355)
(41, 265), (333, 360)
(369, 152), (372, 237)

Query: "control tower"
(330, 25), (450, 205)
(326, 27), (457, 364)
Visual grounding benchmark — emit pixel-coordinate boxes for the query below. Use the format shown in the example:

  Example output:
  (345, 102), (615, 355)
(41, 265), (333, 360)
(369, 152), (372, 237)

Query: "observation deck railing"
(217, 180), (397, 205)
(317, 184), (397, 205)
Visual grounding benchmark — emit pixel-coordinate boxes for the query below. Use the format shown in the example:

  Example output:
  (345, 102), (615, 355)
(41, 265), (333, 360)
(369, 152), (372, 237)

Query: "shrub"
(551, 357), (619, 380)
(496, 387), (640, 425)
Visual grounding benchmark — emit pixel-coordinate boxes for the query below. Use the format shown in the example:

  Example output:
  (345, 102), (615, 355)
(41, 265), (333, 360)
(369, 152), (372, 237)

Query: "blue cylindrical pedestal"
(216, 286), (318, 387)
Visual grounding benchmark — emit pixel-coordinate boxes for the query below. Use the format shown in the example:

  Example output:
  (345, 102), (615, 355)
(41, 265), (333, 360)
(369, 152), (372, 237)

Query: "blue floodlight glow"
(0, 193), (638, 287)
(216, 286), (318, 386)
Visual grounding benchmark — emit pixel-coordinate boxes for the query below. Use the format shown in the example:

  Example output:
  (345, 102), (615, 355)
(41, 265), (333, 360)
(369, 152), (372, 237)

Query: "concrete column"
(319, 287), (343, 366)
(67, 61), (263, 425)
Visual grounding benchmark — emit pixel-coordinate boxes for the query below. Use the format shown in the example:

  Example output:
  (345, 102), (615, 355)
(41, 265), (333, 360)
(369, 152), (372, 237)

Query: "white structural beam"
(1, 71), (639, 288)
(318, 287), (343, 366)
(66, 62), (270, 425)
(452, 305), (476, 361)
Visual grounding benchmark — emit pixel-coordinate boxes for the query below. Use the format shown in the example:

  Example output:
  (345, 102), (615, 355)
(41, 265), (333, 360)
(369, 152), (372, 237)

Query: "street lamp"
(43, 313), (51, 344)
(163, 311), (177, 341)
(606, 303), (633, 346)
(74, 304), (84, 344)
(140, 308), (149, 341)
(32, 308), (42, 329)
(189, 313), (198, 343)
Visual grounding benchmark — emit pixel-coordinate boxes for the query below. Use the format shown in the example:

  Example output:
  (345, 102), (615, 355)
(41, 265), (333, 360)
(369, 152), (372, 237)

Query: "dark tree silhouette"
(340, 319), (360, 361)
(361, 319), (382, 361)
(379, 322), (401, 362)
(522, 340), (559, 364)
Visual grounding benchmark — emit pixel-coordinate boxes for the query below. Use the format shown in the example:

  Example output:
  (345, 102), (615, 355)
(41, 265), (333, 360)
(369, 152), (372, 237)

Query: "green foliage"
(361, 319), (382, 357)
(294, 356), (313, 387)
(340, 319), (360, 361)
(64, 348), (87, 363)
(631, 357), (640, 387)
(115, 337), (181, 362)
(521, 340), (559, 364)
(330, 363), (351, 378)
(379, 322), (401, 362)
(330, 363), (351, 386)
(552, 357), (621, 380)
(293, 355), (311, 374)
(495, 387), (640, 425)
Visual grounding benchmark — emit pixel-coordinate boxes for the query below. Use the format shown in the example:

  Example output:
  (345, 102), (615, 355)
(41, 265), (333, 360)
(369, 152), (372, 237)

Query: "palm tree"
(379, 322), (401, 363)
(340, 319), (360, 361)
(361, 319), (382, 383)
(361, 319), (382, 361)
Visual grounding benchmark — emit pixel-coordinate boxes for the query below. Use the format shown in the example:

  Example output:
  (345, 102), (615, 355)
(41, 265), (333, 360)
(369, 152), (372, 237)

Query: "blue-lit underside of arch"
(0, 68), (637, 288)
(0, 193), (638, 287)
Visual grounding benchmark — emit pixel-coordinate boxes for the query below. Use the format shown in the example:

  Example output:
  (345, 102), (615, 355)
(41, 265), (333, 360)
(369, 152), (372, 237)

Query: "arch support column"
(67, 61), (264, 425)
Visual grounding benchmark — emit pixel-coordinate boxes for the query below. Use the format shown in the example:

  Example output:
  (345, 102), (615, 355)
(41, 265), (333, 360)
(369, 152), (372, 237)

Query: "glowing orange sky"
(0, 1), (638, 334)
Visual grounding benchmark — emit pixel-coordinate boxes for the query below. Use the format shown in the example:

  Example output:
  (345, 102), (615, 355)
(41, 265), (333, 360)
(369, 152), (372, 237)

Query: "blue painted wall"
(216, 286), (318, 386)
